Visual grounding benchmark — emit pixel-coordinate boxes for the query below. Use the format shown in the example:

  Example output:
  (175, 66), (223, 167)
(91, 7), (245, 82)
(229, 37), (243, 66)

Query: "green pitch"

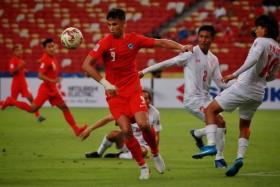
(0, 108), (280, 187)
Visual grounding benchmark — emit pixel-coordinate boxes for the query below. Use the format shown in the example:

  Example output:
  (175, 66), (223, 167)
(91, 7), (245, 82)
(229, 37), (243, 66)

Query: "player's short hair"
(106, 8), (126, 21)
(255, 14), (279, 40)
(198, 25), (216, 37)
(12, 44), (22, 51)
(42, 38), (54, 48)
(142, 88), (153, 101)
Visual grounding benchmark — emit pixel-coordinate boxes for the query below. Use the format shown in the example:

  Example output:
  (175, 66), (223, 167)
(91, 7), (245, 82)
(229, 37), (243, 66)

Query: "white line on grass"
(241, 171), (280, 177)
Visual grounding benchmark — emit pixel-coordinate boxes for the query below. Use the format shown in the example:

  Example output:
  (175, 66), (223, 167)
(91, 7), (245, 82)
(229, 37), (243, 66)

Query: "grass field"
(0, 107), (280, 187)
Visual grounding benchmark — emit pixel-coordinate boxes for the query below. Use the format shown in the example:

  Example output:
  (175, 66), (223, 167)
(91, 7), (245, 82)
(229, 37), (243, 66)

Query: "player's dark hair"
(198, 25), (216, 37)
(142, 89), (152, 101)
(42, 38), (54, 48)
(255, 14), (279, 40)
(106, 8), (126, 21)
(13, 44), (22, 51)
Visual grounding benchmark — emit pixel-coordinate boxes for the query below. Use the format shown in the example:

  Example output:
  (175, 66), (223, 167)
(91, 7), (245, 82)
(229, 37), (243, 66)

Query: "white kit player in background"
(192, 14), (280, 177)
(80, 89), (162, 160)
(139, 25), (234, 168)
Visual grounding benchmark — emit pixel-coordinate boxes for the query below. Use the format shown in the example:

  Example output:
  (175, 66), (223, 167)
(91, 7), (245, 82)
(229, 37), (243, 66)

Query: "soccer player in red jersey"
(82, 8), (189, 180)
(2, 39), (87, 136)
(2, 44), (45, 122)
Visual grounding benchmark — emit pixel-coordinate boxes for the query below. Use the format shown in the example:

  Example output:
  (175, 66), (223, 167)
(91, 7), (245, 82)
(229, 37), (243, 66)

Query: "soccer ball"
(60, 27), (83, 49)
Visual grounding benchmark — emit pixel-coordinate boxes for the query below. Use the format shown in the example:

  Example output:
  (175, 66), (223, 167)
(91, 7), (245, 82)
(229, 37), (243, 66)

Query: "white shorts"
(184, 96), (212, 121)
(215, 86), (262, 120)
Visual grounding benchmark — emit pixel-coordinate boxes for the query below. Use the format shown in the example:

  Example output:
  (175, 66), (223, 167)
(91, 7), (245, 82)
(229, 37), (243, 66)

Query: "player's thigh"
(215, 88), (245, 112)
(107, 96), (131, 119)
(239, 100), (262, 120)
(21, 85), (33, 99)
(49, 92), (65, 107)
(184, 98), (211, 121)
(33, 86), (49, 107)
(11, 84), (20, 99)
(130, 91), (148, 116)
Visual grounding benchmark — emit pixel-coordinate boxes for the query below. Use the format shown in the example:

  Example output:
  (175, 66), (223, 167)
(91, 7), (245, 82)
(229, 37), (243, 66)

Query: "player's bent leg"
(190, 129), (204, 149)
(117, 115), (146, 167)
(57, 104), (87, 136)
(26, 96), (46, 123)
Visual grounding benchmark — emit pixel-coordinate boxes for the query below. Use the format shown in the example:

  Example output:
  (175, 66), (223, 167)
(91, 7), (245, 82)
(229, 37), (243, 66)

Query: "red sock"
(142, 127), (158, 155)
(34, 111), (40, 117)
(125, 136), (145, 166)
(62, 110), (79, 133)
(13, 100), (33, 112)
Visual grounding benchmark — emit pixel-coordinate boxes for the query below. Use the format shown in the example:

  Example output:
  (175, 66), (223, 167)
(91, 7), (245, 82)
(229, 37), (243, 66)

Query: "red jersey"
(89, 33), (155, 96)
(39, 53), (59, 90)
(9, 56), (26, 83)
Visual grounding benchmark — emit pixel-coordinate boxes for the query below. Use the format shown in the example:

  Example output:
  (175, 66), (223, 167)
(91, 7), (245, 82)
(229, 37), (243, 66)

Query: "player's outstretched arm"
(80, 114), (115, 140)
(82, 55), (117, 96)
(140, 52), (192, 77)
(154, 39), (193, 52)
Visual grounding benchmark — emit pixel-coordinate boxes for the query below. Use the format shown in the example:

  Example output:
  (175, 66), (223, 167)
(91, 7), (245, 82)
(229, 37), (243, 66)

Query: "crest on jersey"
(93, 44), (100, 51)
(128, 43), (134, 49)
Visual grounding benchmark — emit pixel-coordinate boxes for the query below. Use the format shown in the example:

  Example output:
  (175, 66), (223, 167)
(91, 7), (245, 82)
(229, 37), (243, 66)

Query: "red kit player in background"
(82, 8), (190, 180)
(2, 39), (87, 137)
(1, 44), (45, 122)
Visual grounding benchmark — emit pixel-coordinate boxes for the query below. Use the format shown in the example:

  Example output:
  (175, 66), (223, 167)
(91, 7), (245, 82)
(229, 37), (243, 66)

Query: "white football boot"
(139, 164), (150, 180)
(153, 154), (165, 174)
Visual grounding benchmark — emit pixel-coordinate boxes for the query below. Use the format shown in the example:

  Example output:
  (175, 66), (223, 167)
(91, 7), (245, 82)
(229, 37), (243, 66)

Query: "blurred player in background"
(82, 8), (190, 180)
(81, 89), (161, 159)
(2, 38), (87, 137)
(193, 14), (280, 177)
(1, 44), (46, 122)
(139, 25), (233, 168)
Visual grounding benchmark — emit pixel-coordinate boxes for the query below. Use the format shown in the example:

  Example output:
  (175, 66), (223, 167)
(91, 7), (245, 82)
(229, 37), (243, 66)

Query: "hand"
(100, 78), (117, 97)
(138, 71), (144, 78)
(222, 74), (236, 83)
(181, 45), (193, 52)
(79, 127), (92, 141)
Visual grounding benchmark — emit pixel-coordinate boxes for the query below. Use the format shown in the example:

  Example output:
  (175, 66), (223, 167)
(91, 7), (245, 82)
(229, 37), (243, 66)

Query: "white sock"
(205, 124), (217, 146)
(237, 137), (249, 159)
(194, 127), (206, 138)
(97, 136), (113, 155)
(215, 128), (226, 160)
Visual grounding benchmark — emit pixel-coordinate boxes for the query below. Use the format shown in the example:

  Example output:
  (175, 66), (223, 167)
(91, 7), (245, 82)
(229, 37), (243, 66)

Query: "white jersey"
(232, 37), (280, 101)
(131, 104), (161, 145)
(172, 46), (225, 102)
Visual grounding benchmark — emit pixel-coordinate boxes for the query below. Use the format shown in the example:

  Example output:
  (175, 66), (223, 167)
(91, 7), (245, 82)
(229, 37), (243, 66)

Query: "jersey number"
(203, 70), (207, 82)
(259, 55), (279, 78)
(110, 52), (116, 61)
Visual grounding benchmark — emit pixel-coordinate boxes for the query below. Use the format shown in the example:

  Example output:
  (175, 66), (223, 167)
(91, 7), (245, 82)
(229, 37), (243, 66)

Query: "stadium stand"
(0, 0), (279, 77)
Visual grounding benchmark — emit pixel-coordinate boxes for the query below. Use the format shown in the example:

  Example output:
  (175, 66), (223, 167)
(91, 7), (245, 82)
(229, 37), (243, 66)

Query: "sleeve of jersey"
(136, 34), (155, 48)
(88, 39), (107, 59)
(9, 61), (15, 73)
(142, 52), (192, 75)
(233, 38), (264, 77)
(39, 62), (48, 74)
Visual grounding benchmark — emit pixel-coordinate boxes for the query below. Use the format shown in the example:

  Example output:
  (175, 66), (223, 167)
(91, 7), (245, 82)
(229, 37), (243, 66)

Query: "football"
(60, 27), (83, 49)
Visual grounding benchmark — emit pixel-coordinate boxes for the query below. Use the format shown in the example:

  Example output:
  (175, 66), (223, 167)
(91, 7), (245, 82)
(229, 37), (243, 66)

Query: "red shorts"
(107, 90), (148, 120)
(11, 80), (32, 99)
(33, 84), (65, 107)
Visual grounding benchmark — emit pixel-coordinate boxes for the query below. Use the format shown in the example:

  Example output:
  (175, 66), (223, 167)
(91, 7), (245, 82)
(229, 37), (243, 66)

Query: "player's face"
(255, 26), (266, 38)
(107, 18), (125, 38)
(198, 30), (213, 54)
(142, 91), (151, 106)
(44, 42), (57, 56)
(14, 47), (23, 57)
